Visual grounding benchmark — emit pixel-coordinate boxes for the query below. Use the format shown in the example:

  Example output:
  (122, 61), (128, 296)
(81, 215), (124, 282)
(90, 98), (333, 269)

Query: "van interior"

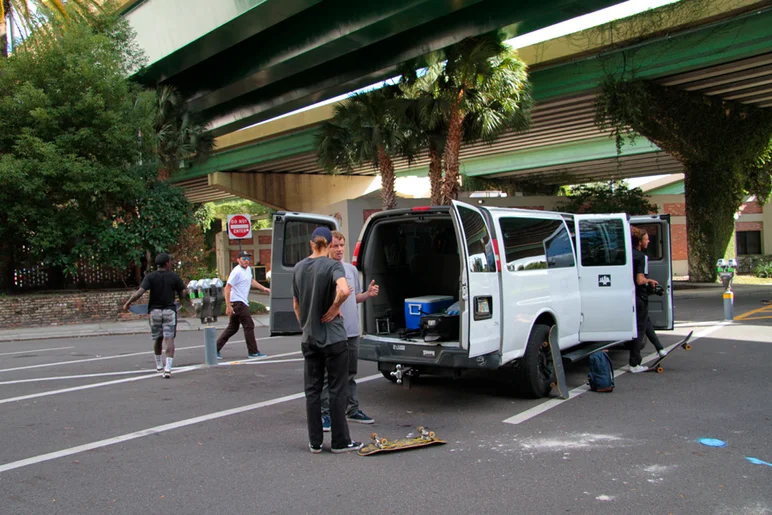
(360, 213), (461, 339)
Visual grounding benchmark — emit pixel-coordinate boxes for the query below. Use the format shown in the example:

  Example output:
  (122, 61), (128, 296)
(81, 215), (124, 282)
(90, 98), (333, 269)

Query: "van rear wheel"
(515, 323), (554, 398)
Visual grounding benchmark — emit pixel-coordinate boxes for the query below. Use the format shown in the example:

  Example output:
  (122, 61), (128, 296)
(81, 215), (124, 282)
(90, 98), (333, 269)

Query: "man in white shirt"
(320, 231), (379, 429)
(216, 250), (271, 358)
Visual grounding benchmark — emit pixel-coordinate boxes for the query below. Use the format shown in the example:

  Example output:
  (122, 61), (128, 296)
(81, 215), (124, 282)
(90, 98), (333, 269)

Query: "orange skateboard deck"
(358, 427), (446, 456)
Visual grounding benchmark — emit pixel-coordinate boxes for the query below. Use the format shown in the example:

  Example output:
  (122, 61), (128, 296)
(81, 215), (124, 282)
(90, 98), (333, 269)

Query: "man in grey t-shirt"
(293, 226), (361, 454)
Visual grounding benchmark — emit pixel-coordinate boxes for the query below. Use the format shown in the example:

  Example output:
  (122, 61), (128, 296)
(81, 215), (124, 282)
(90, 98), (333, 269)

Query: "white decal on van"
(393, 345), (405, 351)
(598, 275), (611, 287)
(422, 350), (435, 357)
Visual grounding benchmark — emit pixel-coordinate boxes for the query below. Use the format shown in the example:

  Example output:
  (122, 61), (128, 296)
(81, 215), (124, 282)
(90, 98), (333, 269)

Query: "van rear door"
(450, 201), (501, 357)
(631, 215), (674, 330)
(575, 214), (636, 341)
(269, 212), (340, 336)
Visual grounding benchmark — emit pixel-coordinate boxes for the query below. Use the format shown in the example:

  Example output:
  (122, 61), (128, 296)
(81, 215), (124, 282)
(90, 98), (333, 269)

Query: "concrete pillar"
(208, 171), (377, 213)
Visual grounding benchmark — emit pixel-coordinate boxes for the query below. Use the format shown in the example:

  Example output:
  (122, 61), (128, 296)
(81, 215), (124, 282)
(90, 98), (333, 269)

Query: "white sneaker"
(658, 349), (667, 358)
(628, 364), (648, 373)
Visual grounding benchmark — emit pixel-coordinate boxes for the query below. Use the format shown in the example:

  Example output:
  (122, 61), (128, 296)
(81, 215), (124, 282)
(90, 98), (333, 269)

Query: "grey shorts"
(149, 309), (177, 339)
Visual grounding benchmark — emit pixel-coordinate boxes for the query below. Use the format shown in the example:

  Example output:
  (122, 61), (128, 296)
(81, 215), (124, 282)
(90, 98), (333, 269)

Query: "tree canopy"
(557, 180), (656, 215)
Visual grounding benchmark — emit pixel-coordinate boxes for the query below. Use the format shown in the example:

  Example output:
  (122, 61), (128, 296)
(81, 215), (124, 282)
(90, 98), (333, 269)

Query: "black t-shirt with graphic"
(632, 248), (648, 300)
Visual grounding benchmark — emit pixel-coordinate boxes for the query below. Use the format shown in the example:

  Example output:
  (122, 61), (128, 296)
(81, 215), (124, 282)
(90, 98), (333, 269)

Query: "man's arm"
(321, 277), (351, 322)
(251, 278), (270, 294)
(123, 288), (146, 311)
(293, 297), (301, 324)
(355, 279), (378, 304)
(223, 283), (233, 316)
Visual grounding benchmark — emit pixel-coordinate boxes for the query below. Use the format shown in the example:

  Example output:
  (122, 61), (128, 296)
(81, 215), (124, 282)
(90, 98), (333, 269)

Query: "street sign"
(227, 214), (252, 239)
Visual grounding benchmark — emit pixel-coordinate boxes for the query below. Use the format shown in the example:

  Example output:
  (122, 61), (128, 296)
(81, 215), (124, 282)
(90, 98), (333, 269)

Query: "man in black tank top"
(124, 253), (186, 378)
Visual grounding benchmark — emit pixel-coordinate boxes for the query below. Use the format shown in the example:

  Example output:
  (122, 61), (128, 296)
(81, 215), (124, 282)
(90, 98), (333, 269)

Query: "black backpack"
(588, 352), (614, 392)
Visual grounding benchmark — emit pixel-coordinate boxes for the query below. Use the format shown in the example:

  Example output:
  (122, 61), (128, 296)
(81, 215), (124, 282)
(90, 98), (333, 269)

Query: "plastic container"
(404, 295), (454, 330)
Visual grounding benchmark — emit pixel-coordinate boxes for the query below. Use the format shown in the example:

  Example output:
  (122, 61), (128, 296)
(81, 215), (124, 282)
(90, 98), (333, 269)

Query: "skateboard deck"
(645, 331), (693, 374)
(546, 325), (569, 399)
(358, 427), (446, 456)
(127, 302), (181, 315)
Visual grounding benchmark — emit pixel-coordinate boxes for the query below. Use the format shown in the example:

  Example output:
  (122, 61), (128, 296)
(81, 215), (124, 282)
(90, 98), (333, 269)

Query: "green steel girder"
(174, 7), (772, 183)
(140, 0), (624, 136)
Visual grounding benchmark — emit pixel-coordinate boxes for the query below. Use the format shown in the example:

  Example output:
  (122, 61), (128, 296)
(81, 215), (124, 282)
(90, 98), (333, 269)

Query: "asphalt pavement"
(0, 285), (770, 514)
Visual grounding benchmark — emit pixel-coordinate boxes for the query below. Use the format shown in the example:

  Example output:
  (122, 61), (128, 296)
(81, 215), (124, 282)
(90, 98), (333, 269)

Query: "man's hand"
(122, 302), (131, 312)
(226, 305), (234, 316)
(366, 280), (379, 298)
(321, 305), (341, 323)
(649, 278), (659, 287)
(263, 287), (271, 294)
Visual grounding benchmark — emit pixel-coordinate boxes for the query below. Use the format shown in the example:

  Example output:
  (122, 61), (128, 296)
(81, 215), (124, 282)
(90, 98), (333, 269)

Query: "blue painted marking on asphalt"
(697, 438), (727, 447)
(746, 457), (772, 467)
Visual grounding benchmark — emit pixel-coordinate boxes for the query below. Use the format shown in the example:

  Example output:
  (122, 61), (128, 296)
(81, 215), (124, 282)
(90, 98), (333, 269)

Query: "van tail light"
(352, 241), (362, 267)
(411, 206), (431, 212)
(491, 239), (501, 272)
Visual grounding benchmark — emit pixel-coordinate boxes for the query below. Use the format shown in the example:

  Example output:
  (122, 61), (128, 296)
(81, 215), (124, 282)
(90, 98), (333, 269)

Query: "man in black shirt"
(124, 253), (186, 378)
(628, 227), (660, 373)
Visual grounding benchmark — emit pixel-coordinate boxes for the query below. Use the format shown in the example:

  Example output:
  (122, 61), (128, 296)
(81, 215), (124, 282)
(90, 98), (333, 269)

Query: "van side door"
(575, 214), (636, 342)
(450, 201), (502, 357)
(630, 215), (674, 330)
(269, 212), (340, 336)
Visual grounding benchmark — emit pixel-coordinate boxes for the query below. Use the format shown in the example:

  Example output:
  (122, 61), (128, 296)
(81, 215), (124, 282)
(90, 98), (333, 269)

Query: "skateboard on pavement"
(127, 302), (181, 315)
(645, 331), (693, 374)
(358, 427), (446, 456)
(544, 325), (569, 399)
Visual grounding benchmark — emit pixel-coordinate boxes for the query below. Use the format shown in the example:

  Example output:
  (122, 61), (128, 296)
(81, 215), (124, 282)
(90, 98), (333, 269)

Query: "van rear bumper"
(359, 337), (501, 370)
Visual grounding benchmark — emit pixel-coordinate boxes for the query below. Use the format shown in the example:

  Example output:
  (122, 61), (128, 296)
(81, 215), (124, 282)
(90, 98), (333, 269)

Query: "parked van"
(270, 201), (673, 398)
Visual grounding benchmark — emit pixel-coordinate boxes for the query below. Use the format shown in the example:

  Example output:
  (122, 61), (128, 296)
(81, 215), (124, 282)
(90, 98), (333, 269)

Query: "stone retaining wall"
(0, 290), (150, 328)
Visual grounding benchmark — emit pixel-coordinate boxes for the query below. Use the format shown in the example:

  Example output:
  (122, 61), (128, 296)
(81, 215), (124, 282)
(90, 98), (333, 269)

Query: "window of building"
(578, 219), (626, 267)
(282, 221), (334, 267)
(457, 205), (496, 272)
(498, 217), (572, 272)
(737, 231), (762, 255)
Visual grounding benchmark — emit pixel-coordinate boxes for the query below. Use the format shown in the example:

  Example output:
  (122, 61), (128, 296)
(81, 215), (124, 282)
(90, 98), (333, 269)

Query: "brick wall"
(0, 290), (151, 329)
(671, 223), (688, 261)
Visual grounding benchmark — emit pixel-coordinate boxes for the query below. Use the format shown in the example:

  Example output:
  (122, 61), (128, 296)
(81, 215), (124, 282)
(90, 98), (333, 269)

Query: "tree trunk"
(441, 91), (465, 205)
(377, 146), (397, 210)
(683, 165), (739, 282)
(0, 237), (14, 292)
(0, 1), (9, 58)
(428, 144), (443, 206)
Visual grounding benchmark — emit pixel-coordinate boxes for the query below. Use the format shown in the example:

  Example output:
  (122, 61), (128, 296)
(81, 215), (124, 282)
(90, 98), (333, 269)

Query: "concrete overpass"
(122, 0), (772, 210)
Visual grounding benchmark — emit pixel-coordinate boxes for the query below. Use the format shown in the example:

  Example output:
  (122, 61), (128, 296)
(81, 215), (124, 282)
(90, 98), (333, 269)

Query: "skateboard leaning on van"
(645, 331), (693, 374)
(127, 302), (181, 315)
(545, 325), (569, 399)
(358, 427), (446, 456)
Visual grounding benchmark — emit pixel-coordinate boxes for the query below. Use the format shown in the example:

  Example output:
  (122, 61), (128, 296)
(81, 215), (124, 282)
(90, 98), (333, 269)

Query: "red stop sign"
(228, 215), (252, 239)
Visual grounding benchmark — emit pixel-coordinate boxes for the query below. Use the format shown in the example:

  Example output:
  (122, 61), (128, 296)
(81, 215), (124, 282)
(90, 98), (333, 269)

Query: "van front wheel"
(515, 323), (554, 398)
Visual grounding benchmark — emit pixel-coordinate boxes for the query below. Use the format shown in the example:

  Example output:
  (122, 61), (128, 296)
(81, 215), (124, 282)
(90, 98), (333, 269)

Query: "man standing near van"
(628, 227), (660, 373)
(123, 253), (186, 379)
(293, 227), (361, 454)
(217, 250), (271, 359)
(319, 230), (379, 430)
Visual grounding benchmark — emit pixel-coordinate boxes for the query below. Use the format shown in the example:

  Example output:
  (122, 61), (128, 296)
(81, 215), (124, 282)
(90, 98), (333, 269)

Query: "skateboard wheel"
(541, 341), (549, 348)
(428, 431), (435, 438)
(417, 426), (424, 433)
(657, 367), (664, 374)
(371, 433), (378, 440)
(380, 438), (388, 445)
(683, 344), (692, 351)
(550, 382), (557, 388)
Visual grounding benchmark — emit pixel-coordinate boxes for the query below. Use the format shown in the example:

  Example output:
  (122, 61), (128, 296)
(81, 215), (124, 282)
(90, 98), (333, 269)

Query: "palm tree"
(153, 85), (214, 180)
(1, 0), (101, 56)
(435, 34), (532, 204)
(317, 86), (407, 210)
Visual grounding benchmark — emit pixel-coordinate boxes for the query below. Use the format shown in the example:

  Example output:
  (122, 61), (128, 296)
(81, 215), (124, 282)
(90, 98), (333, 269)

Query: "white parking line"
(0, 373), (383, 474)
(0, 346), (75, 357)
(503, 322), (730, 425)
(0, 369), (158, 385)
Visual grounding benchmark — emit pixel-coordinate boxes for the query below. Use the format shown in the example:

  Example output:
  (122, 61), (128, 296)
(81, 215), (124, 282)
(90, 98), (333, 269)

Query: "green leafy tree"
(558, 180), (656, 215)
(0, 12), (190, 290)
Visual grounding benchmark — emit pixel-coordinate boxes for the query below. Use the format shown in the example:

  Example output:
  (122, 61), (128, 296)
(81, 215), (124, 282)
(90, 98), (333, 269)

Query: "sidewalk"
(0, 314), (271, 342)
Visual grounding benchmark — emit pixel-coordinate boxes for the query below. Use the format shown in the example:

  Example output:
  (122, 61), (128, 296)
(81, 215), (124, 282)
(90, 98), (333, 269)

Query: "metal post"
(204, 326), (218, 365)
(723, 290), (734, 321)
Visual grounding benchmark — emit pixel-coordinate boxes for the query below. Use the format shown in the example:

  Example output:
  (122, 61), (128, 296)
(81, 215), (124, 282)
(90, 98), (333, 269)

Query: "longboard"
(645, 331), (694, 374)
(358, 427), (446, 456)
(127, 302), (181, 315)
(546, 325), (569, 399)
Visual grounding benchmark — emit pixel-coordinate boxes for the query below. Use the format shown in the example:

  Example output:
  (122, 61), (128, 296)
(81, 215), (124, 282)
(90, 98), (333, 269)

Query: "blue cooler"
(404, 295), (454, 330)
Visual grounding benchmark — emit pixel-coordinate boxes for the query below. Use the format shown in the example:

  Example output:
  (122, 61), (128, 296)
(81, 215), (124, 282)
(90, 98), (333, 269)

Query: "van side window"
(499, 217), (571, 272)
(457, 206), (496, 272)
(578, 219), (626, 267)
(282, 221), (334, 267)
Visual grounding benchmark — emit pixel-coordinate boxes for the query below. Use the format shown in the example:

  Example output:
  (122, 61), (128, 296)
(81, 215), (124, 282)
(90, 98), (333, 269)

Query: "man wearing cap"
(293, 227), (361, 454)
(216, 250), (271, 359)
(123, 253), (186, 378)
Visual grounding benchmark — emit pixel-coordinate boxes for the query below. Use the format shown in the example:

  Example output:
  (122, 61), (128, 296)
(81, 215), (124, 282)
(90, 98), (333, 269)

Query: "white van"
(270, 201), (673, 398)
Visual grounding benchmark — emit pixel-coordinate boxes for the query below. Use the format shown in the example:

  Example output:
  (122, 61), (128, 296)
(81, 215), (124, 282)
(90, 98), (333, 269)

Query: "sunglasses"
(240, 256), (251, 261)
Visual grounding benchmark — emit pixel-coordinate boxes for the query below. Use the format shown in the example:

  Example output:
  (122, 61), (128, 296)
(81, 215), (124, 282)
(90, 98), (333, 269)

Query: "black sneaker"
(346, 410), (374, 424)
(308, 442), (322, 454)
(331, 441), (363, 454)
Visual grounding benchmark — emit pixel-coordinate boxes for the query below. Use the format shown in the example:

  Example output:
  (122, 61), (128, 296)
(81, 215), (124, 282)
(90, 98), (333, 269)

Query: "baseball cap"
(237, 250), (251, 259)
(311, 226), (333, 244)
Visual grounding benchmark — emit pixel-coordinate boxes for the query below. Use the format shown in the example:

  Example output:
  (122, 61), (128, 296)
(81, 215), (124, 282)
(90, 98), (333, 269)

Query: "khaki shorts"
(149, 309), (177, 339)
